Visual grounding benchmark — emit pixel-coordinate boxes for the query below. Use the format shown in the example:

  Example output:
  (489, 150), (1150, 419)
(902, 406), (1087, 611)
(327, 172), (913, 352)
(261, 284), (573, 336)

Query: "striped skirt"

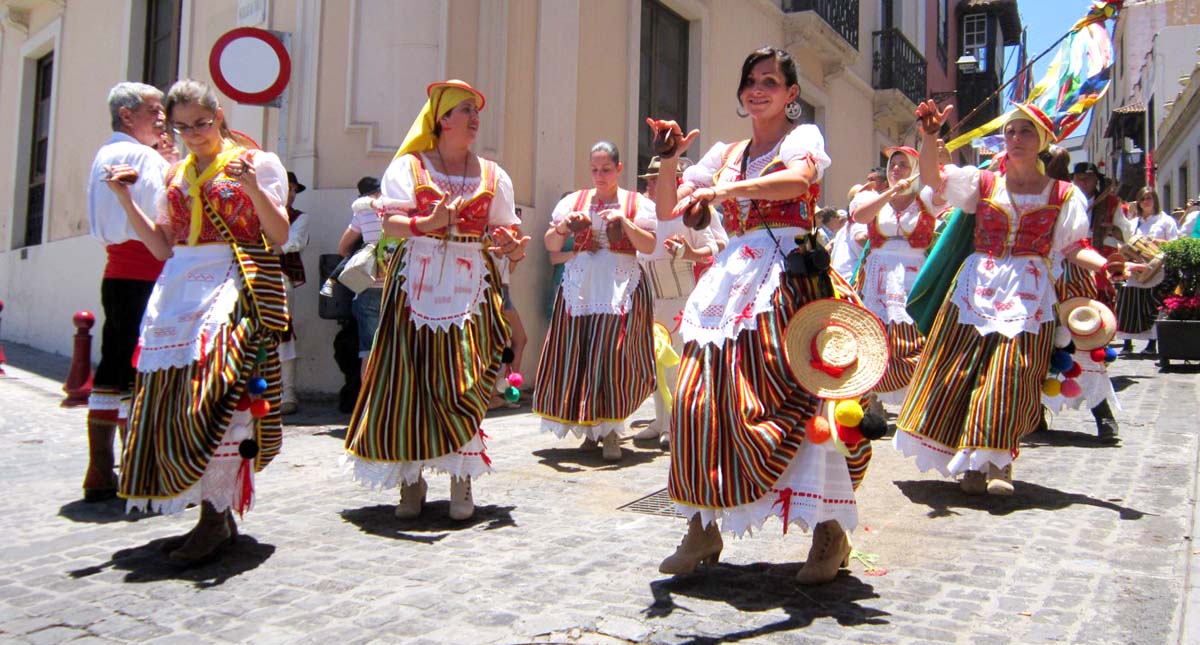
(532, 276), (656, 440)
(895, 300), (1053, 476)
(668, 270), (873, 536)
(343, 242), (509, 488)
(119, 284), (282, 514)
(876, 322), (924, 405)
(1115, 285), (1159, 339)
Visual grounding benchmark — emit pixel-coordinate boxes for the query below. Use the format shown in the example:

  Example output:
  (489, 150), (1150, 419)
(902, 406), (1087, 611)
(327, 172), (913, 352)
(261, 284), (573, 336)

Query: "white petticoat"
(560, 250), (643, 317)
(860, 242), (926, 325)
(125, 409), (256, 515)
(399, 236), (490, 332)
(950, 252), (1058, 338)
(675, 440), (858, 538)
(340, 431), (493, 488)
(679, 228), (802, 347)
(137, 245), (242, 372)
(892, 430), (1011, 478)
(540, 418), (625, 441)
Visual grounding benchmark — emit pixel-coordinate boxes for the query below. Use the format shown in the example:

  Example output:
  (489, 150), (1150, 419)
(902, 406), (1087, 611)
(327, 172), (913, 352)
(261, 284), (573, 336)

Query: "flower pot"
(1156, 319), (1200, 369)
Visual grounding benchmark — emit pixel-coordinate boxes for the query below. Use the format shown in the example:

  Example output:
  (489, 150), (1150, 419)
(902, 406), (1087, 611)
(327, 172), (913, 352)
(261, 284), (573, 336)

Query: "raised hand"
(426, 195), (463, 231)
(562, 211), (592, 233)
(487, 225), (531, 261)
(915, 100), (953, 136)
(645, 118), (700, 159)
(102, 164), (139, 198)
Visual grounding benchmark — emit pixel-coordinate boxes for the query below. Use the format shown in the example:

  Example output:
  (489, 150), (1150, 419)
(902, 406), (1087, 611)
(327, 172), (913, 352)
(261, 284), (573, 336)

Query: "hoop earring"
(785, 100), (802, 121)
(736, 103), (749, 118)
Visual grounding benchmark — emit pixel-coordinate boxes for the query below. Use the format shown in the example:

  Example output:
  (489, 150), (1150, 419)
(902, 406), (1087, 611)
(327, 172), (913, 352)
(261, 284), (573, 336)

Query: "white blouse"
(380, 152), (519, 228)
(682, 124), (832, 189)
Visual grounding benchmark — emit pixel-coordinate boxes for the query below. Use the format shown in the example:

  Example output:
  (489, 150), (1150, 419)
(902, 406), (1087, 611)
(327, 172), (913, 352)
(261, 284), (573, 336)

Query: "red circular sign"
(209, 27), (291, 104)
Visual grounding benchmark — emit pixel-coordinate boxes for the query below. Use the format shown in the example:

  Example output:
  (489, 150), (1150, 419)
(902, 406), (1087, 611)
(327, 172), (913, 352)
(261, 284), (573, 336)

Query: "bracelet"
(410, 217), (425, 237)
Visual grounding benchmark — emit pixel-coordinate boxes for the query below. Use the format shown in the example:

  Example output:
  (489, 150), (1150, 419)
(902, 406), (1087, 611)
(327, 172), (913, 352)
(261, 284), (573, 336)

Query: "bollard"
(62, 310), (95, 407)
(0, 299), (6, 376)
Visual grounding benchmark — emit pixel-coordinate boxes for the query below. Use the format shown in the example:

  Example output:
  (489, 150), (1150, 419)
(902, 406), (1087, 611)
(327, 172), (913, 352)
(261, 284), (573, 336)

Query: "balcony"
(956, 70), (1001, 131)
(872, 29), (926, 106)
(782, 0), (860, 77)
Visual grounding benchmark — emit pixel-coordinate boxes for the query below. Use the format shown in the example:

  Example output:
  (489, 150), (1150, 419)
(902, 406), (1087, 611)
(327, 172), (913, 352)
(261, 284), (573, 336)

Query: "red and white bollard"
(0, 300), (7, 376)
(61, 310), (95, 407)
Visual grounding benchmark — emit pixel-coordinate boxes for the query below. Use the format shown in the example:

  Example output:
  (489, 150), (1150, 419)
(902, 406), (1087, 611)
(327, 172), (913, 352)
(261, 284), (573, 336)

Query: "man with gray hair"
(82, 82), (169, 502)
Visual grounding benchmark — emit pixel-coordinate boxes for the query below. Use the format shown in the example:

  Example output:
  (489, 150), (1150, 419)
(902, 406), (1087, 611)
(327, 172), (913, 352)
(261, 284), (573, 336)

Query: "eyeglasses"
(172, 119), (215, 135)
(1139, 196), (1155, 202)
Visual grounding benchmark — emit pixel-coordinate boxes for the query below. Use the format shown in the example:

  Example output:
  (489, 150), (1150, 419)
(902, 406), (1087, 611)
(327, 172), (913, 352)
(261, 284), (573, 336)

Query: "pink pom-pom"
(1060, 379), (1083, 398)
(507, 372), (524, 388)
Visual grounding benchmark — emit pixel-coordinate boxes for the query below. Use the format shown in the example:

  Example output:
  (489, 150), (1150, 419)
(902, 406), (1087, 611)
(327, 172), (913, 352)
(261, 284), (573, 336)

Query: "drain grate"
(617, 488), (685, 518)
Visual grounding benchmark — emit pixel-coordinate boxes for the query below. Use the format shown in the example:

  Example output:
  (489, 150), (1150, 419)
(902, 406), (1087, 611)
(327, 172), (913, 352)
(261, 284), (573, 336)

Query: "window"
(638, 0), (689, 188)
(1180, 164), (1189, 209)
(961, 13), (988, 72)
(143, 0), (181, 91)
(1163, 183), (1172, 216)
(22, 52), (53, 247)
(937, 0), (949, 69)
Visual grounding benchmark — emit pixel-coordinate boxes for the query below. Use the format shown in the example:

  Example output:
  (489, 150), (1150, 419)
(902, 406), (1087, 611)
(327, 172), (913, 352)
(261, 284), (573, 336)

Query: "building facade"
(0, 0), (953, 395)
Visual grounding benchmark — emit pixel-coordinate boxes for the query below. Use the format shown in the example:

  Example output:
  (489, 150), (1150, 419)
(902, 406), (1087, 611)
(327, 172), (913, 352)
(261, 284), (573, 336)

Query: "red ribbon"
(772, 487), (794, 534)
(235, 457), (254, 518)
(672, 309), (684, 333)
(732, 303), (755, 326)
(809, 323), (854, 378)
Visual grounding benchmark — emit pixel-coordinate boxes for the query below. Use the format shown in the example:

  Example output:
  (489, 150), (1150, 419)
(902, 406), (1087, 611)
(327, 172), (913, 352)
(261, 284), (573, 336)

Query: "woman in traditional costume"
(532, 142), (658, 462)
(648, 47), (877, 585)
(342, 80), (528, 521)
(1115, 187), (1178, 355)
(107, 80), (290, 563)
(896, 101), (1131, 495)
(850, 146), (939, 409)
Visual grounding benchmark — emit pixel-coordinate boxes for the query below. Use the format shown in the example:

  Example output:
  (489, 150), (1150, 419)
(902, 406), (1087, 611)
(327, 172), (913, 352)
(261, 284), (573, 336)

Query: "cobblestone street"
(1, 341), (1198, 644)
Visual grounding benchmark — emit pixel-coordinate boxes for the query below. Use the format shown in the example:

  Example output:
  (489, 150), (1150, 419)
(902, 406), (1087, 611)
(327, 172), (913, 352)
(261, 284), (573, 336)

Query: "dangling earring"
(736, 103), (749, 118)
(785, 100), (803, 121)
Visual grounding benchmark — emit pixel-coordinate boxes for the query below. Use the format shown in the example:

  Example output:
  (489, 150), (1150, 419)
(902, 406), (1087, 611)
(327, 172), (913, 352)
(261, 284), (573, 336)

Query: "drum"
(644, 257), (697, 300)
(1119, 234), (1165, 287)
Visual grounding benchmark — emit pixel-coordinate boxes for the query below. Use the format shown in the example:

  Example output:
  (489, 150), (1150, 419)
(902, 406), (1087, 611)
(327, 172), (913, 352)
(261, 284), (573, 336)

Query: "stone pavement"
(1, 340), (1198, 645)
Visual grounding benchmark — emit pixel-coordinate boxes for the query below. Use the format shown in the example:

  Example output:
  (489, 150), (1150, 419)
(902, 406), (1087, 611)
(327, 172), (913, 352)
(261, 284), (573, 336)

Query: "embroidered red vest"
(164, 150), (263, 245)
(408, 154), (499, 238)
(714, 140), (820, 237)
(974, 170), (1072, 258)
(866, 195), (938, 250)
(566, 188), (640, 255)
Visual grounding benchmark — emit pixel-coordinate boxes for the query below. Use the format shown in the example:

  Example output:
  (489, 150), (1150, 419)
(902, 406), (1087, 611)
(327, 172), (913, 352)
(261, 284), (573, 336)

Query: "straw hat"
(784, 299), (889, 399)
(1058, 297), (1116, 351)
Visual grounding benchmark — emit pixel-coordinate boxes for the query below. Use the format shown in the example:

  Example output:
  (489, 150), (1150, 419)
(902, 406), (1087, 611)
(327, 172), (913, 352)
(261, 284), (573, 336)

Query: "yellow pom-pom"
(834, 400), (863, 428)
(1042, 378), (1062, 397)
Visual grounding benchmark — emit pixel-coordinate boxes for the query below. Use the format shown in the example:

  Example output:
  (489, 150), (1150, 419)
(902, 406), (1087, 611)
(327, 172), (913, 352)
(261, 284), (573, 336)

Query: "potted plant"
(1156, 237), (1200, 369)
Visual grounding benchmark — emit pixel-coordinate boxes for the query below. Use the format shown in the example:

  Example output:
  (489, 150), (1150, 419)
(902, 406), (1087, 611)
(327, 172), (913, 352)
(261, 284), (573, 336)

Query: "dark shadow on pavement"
(894, 479), (1148, 520)
(1021, 429), (1118, 449)
(532, 443), (664, 474)
(316, 427), (348, 441)
(1110, 374), (1156, 392)
(645, 562), (888, 643)
(0, 341), (72, 383)
(340, 503), (516, 544)
(58, 498), (159, 524)
(485, 400), (530, 419)
(67, 535), (274, 589)
(1158, 362), (1200, 374)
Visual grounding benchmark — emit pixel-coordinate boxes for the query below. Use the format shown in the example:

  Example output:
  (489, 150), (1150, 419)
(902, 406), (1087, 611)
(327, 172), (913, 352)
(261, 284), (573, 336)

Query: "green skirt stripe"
(344, 241), (509, 463)
(119, 290), (281, 501)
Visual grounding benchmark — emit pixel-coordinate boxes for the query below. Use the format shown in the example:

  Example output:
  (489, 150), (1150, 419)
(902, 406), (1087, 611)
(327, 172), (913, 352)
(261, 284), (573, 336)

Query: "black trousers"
(93, 278), (156, 392)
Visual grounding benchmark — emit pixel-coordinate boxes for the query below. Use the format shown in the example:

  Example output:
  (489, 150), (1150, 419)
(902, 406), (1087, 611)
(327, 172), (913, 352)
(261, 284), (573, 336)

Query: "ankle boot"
(986, 463), (1014, 496)
(960, 469), (986, 495)
(395, 476), (428, 519)
(449, 477), (474, 520)
(161, 511), (239, 553)
(659, 516), (723, 575)
(1092, 400), (1120, 444)
(1121, 339), (1133, 354)
(796, 520), (851, 585)
(602, 431), (623, 461)
(83, 421), (118, 502)
(1144, 339), (1157, 355)
(580, 436), (598, 450)
(169, 502), (235, 563)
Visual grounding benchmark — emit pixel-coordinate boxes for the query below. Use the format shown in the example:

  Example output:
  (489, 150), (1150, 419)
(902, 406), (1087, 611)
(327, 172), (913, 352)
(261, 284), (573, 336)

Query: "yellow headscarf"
(393, 80), (486, 160)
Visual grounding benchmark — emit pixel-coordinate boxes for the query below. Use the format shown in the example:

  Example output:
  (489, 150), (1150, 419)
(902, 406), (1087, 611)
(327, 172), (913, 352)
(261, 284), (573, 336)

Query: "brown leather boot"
(659, 516), (723, 575)
(986, 463), (1014, 496)
(169, 502), (235, 563)
(796, 520), (852, 585)
(160, 512), (239, 553)
(960, 470), (987, 495)
(394, 476), (428, 519)
(82, 421), (118, 502)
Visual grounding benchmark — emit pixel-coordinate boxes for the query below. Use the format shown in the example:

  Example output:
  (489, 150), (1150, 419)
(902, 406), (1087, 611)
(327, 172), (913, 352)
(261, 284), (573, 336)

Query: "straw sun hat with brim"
(784, 299), (889, 399)
(1058, 297), (1116, 351)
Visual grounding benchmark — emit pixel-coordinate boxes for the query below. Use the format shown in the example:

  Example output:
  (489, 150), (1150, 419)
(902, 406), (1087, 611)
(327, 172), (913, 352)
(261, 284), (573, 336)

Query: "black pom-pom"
(1063, 340), (1076, 354)
(807, 247), (831, 273)
(238, 439), (260, 460)
(785, 251), (808, 277)
(859, 413), (888, 441)
(502, 347), (515, 364)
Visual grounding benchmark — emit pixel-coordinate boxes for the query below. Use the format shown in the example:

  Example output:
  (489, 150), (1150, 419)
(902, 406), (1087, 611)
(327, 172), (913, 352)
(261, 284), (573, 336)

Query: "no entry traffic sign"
(209, 27), (291, 105)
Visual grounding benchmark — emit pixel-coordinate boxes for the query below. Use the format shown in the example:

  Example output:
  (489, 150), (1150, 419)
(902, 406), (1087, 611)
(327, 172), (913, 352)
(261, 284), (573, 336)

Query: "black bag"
(318, 253), (356, 321)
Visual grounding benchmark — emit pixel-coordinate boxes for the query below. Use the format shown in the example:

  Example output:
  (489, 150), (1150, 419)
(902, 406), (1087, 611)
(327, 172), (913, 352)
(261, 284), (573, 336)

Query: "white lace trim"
(87, 392), (124, 412)
(560, 250), (644, 317)
(398, 237), (490, 333)
(892, 430), (1011, 478)
(680, 229), (802, 347)
(674, 440), (858, 538)
(340, 431), (493, 489)
(539, 418), (625, 441)
(125, 410), (256, 515)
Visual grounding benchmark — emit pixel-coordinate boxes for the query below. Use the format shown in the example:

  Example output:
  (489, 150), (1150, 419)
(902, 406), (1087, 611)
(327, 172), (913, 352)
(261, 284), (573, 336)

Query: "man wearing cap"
(633, 156), (725, 448)
(275, 171), (310, 414)
(82, 82), (169, 502)
(1071, 162), (1134, 307)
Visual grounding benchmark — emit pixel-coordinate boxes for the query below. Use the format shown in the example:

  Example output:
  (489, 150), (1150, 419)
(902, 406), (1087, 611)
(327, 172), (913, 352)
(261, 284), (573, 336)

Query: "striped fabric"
(201, 194), (290, 333)
(668, 271), (873, 510)
(1057, 262), (1101, 301)
(896, 300), (1054, 454)
(1115, 285), (1158, 335)
(119, 292), (282, 501)
(876, 322), (923, 399)
(531, 276), (656, 428)
(344, 240), (509, 463)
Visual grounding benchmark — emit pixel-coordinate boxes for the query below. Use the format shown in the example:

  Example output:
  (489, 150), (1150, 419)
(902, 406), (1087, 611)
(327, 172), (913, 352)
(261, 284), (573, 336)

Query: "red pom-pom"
(1064, 362), (1083, 378)
(1089, 348), (1107, 363)
(250, 399), (271, 418)
(836, 422), (864, 445)
(805, 416), (831, 444)
(235, 394), (252, 411)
